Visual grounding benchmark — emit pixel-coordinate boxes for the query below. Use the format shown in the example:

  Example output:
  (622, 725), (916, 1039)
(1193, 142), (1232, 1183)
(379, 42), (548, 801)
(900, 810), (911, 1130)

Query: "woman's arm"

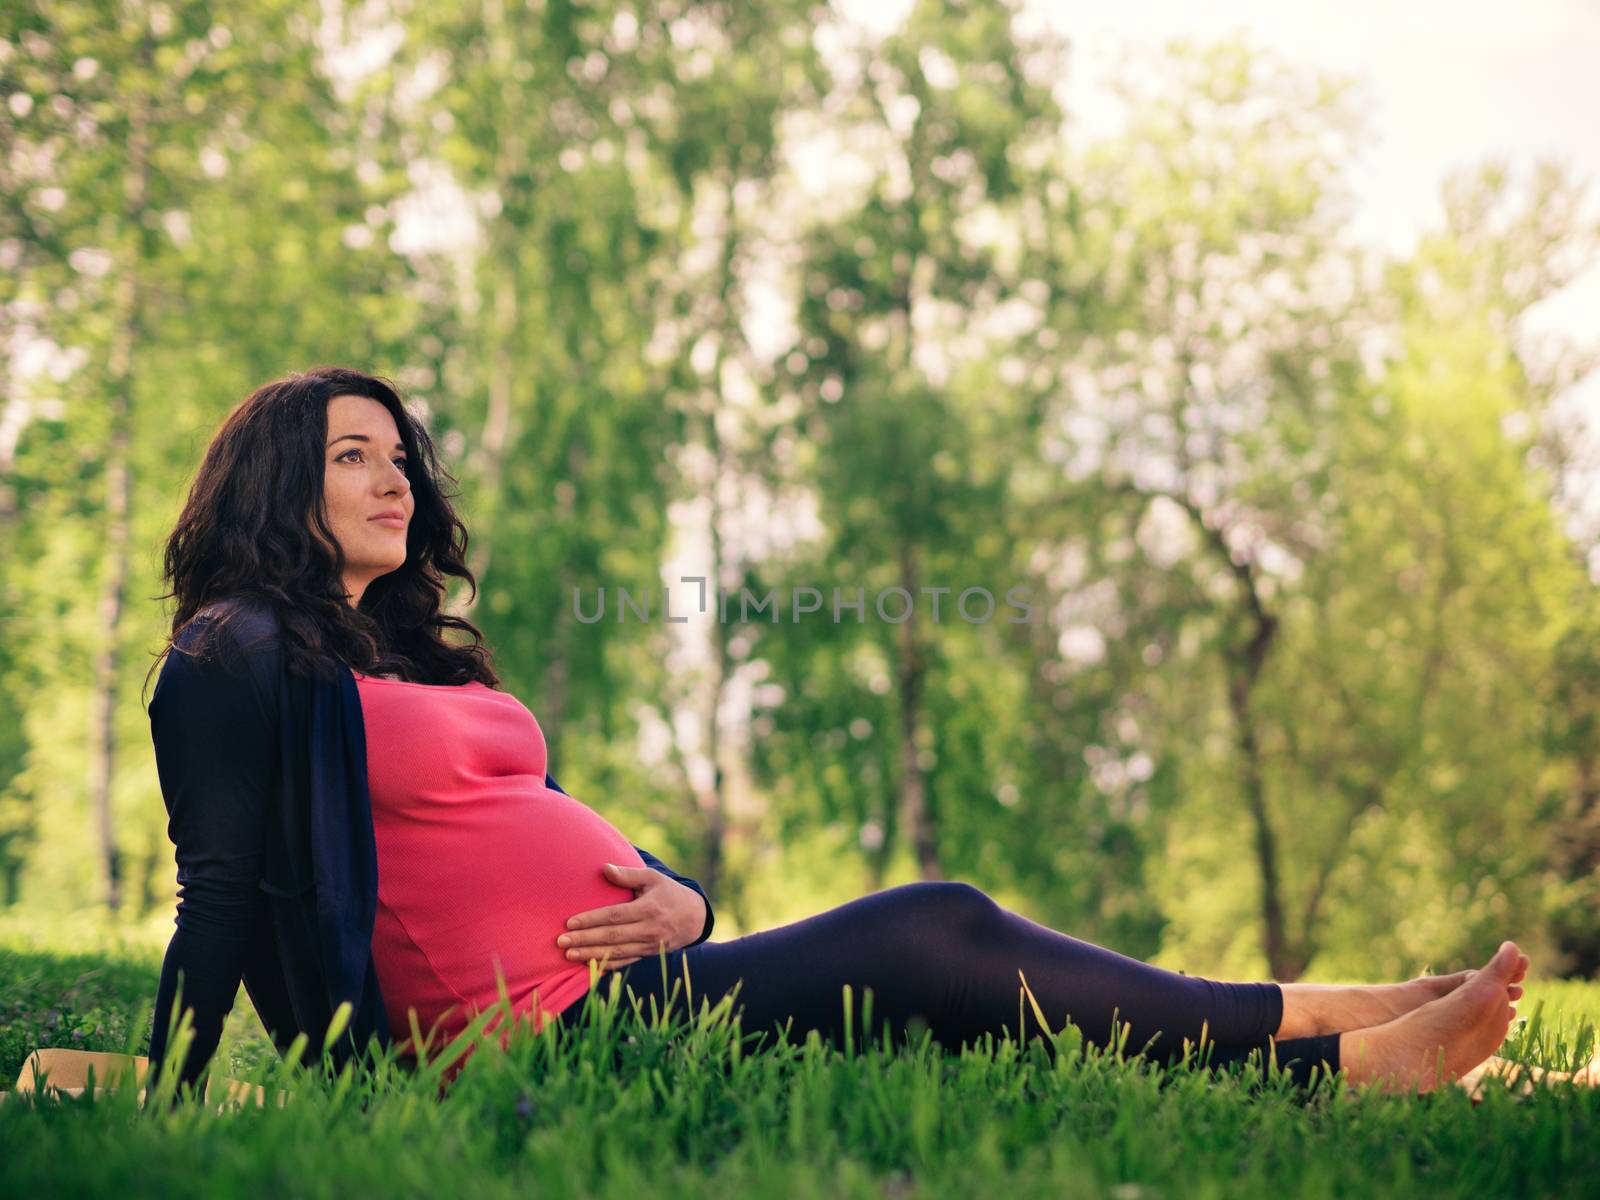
(544, 770), (714, 945)
(146, 621), (279, 1095)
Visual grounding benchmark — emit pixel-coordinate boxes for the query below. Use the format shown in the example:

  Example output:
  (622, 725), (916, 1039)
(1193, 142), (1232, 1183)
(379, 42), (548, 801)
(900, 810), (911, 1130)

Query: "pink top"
(352, 670), (645, 1064)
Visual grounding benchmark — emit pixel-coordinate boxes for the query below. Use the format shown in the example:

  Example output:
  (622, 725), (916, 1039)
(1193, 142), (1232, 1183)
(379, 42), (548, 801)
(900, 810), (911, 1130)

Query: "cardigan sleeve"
(543, 770), (714, 946)
(145, 620), (279, 1095)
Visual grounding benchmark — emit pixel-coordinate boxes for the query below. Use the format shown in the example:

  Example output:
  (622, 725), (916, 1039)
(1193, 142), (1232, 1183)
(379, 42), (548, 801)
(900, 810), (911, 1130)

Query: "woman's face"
(322, 393), (414, 607)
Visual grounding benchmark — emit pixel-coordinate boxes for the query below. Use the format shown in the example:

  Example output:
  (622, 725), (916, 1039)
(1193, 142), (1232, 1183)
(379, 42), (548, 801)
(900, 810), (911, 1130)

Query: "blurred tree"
(0, 0), (1592, 983)
(752, 0), (1066, 886)
(373, 1), (830, 906)
(1088, 129), (1600, 977)
(602, 0), (827, 913)
(1280, 160), (1599, 979)
(0, 0), (418, 912)
(1011, 37), (1376, 975)
(379, 0), (684, 751)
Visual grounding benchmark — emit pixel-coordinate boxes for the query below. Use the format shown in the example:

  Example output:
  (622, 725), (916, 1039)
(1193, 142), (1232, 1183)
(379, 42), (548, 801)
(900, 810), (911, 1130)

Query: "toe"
(1485, 942), (1520, 981)
(1422, 969), (1473, 995)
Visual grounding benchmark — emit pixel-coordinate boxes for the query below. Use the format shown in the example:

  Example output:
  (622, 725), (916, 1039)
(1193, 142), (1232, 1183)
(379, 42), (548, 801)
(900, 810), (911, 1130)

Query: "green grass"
(2, 914), (1597, 1198)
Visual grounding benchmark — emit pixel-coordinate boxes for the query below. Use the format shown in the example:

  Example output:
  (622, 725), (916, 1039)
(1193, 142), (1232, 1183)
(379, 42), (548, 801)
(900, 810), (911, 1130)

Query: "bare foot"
(1278, 971), (1473, 1038)
(1277, 950), (1530, 1039)
(1457, 1050), (1600, 1100)
(1338, 942), (1522, 1094)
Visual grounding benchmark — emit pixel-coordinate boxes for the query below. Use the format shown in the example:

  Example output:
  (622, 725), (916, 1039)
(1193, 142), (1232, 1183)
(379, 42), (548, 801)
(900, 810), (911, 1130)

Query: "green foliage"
(1, 0), (1597, 990)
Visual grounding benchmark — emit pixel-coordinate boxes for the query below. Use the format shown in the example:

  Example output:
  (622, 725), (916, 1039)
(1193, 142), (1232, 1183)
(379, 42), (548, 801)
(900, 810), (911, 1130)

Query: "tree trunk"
(896, 542), (942, 879)
(1224, 609), (1300, 979)
(1163, 489), (1301, 977)
(89, 296), (134, 914)
(88, 46), (153, 912)
(867, 796), (893, 891)
(700, 411), (730, 905)
(0, 308), (22, 522)
(541, 438), (586, 746)
(1552, 746), (1600, 975)
(135, 833), (165, 917)
(455, 247), (518, 618)
(452, 0), (521, 619)
(693, 190), (748, 907)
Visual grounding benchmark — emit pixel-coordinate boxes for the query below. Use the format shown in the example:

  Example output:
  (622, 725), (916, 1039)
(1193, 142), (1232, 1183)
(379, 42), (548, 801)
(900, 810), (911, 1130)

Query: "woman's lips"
(371, 516), (406, 528)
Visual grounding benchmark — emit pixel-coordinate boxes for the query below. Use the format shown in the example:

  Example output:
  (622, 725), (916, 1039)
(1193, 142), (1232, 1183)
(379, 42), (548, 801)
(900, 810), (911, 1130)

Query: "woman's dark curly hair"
(143, 366), (498, 701)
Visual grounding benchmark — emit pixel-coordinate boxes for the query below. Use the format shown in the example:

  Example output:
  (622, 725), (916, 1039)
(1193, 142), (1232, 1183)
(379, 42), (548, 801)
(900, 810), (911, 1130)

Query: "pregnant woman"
(144, 367), (1531, 1101)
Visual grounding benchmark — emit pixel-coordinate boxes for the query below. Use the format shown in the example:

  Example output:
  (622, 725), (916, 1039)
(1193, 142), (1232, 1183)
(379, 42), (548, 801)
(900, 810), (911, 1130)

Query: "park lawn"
(1, 912), (1597, 1199)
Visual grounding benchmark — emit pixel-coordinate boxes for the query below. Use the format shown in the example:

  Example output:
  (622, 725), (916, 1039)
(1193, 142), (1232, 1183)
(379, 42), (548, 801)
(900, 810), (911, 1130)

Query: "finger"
(559, 922), (655, 950)
(570, 936), (665, 957)
(602, 863), (658, 887)
(565, 901), (646, 931)
(566, 943), (663, 963)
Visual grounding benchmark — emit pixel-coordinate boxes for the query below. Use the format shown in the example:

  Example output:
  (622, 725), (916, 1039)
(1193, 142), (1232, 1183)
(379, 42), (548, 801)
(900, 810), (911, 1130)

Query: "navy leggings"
(557, 881), (1341, 1087)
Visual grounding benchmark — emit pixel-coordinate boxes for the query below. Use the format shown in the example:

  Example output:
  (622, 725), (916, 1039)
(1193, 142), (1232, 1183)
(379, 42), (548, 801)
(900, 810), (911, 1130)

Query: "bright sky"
(366, 0), (1600, 430)
(847, 0), (1600, 321)
(836, 0), (1600, 520)
(1031, 0), (1599, 255)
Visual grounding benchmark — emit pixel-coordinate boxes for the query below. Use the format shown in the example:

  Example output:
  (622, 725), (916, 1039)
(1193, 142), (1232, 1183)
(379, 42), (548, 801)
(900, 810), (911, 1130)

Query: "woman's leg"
(558, 881), (1342, 1087)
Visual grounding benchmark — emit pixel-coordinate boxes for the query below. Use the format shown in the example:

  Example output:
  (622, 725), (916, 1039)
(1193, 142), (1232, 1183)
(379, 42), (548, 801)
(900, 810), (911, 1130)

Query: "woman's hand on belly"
(555, 863), (708, 971)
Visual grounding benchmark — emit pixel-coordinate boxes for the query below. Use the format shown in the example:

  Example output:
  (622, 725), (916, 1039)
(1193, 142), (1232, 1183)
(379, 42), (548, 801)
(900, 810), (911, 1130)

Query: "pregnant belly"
(369, 784), (646, 1048)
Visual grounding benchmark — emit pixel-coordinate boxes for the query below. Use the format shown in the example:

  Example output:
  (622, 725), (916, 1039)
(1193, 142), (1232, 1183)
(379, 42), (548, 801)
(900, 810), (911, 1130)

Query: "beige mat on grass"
(1, 1048), (283, 1109)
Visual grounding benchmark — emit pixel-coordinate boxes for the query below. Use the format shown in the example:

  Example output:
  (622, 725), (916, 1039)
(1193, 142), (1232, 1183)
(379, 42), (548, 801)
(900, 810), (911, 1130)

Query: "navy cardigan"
(146, 597), (712, 1089)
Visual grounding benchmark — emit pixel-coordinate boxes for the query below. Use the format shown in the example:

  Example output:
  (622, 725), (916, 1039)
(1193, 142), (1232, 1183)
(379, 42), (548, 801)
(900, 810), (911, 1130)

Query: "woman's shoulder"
(173, 594), (285, 666)
(154, 595), (287, 718)
(194, 592), (278, 631)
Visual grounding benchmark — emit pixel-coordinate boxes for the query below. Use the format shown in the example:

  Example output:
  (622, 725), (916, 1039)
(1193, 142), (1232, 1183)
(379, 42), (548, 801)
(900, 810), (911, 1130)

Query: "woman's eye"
(338, 449), (407, 471)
